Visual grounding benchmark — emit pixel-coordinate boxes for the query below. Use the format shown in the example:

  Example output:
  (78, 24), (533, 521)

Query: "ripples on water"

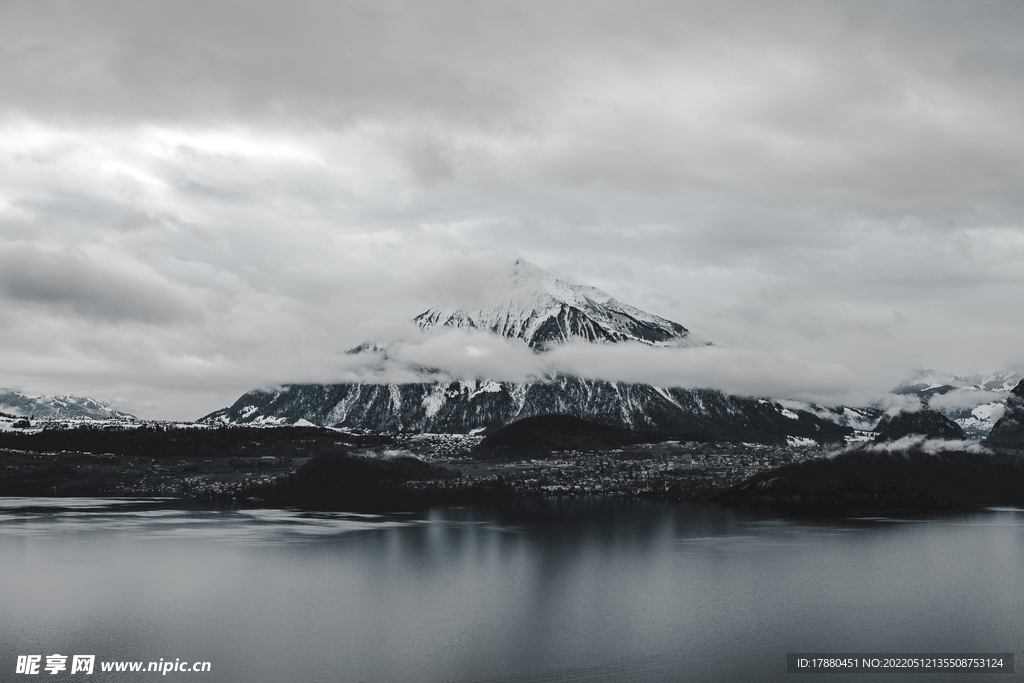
(1, 498), (1022, 682)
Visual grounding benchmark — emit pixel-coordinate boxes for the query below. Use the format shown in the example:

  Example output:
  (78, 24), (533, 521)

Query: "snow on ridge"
(895, 368), (1023, 393)
(0, 389), (134, 421)
(413, 260), (706, 349)
(776, 399), (882, 432)
(885, 368), (1024, 438)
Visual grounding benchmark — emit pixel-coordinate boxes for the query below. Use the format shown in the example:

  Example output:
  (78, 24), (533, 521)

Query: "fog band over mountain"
(307, 261), (866, 405)
(323, 326), (861, 405)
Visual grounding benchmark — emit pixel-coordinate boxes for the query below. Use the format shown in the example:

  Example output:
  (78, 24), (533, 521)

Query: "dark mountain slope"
(472, 414), (703, 460)
(987, 380), (1024, 446)
(874, 410), (965, 441)
(241, 452), (505, 511)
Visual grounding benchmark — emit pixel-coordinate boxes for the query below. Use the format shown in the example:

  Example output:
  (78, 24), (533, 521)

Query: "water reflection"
(1, 499), (1022, 682)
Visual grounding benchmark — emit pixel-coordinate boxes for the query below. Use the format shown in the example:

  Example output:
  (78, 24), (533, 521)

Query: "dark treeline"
(244, 452), (509, 511)
(473, 414), (710, 461)
(715, 446), (1024, 514)
(0, 425), (393, 460)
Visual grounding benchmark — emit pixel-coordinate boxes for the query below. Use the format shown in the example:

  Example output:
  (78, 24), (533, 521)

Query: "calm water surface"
(0, 498), (1022, 682)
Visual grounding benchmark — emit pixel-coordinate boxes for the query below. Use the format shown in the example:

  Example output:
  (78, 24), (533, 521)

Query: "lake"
(1, 497), (1022, 682)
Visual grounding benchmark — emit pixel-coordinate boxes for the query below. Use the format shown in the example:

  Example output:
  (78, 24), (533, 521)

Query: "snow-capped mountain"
(200, 377), (851, 444)
(203, 261), (853, 443)
(412, 259), (706, 349)
(885, 368), (1023, 438)
(0, 390), (135, 422)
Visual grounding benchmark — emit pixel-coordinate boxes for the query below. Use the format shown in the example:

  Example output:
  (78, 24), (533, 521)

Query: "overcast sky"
(2, 0), (1023, 419)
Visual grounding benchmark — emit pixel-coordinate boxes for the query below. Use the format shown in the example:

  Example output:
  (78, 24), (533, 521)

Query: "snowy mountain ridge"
(0, 390), (136, 423)
(892, 368), (1022, 394)
(885, 368), (1024, 438)
(200, 376), (852, 444)
(412, 259), (706, 349)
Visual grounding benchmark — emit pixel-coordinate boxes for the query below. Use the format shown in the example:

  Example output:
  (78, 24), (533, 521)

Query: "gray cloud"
(544, 342), (864, 404)
(0, 1), (1023, 418)
(876, 394), (923, 416)
(0, 242), (200, 324)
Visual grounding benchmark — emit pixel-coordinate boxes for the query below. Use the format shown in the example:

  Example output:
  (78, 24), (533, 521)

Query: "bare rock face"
(986, 380), (1024, 446)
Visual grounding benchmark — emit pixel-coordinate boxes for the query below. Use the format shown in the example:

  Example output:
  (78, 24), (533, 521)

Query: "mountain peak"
(414, 261), (706, 349)
(510, 258), (550, 283)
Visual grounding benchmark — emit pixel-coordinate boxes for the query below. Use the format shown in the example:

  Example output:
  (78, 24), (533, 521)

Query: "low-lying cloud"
(861, 436), (991, 455)
(876, 394), (923, 415)
(324, 327), (864, 404)
(927, 388), (1009, 411)
(544, 341), (863, 403)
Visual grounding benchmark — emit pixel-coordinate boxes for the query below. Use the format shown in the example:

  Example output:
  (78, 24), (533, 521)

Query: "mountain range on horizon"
(892, 367), (1022, 396)
(0, 390), (135, 423)
(6, 365), (1016, 441)
(887, 368), (1024, 438)
(200, 263), (1021, 441)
